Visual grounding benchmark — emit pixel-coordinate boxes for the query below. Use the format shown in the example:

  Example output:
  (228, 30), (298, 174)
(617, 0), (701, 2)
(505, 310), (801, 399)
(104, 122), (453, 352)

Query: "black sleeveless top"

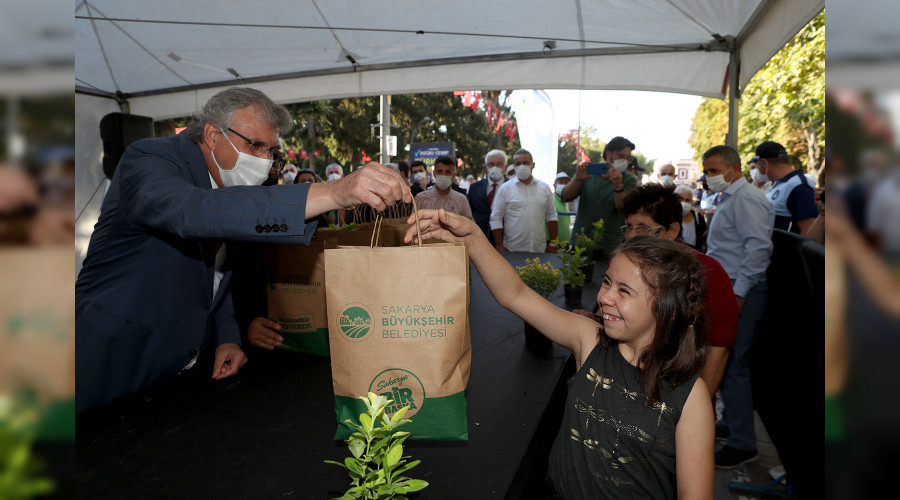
(547, 341), (700, 499)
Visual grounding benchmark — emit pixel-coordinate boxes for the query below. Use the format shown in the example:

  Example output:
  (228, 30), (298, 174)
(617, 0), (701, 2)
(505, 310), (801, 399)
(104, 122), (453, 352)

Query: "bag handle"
(370, 196), (422, 248)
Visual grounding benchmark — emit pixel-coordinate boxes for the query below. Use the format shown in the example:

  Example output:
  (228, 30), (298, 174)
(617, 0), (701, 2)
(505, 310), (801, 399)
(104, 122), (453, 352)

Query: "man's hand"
(248, 317), (283, 350)
(603, 163), (623, 190)
(735, 295), (745, 313)
(212, 342), (247, 380)
(315, 162), (412, 214)
(574, 161), (590, 182)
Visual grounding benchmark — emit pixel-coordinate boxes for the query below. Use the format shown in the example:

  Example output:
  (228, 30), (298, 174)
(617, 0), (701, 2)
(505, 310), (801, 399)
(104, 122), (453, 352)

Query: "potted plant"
(573, 220), (605, 283)
(325, 392), (428, 499)
(553, 239), (587, 306)
(515, 257), (560, 353)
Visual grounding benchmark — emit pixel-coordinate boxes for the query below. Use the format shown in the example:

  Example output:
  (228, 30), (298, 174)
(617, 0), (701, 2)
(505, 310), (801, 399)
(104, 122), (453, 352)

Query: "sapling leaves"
(326, 392), (428, 499)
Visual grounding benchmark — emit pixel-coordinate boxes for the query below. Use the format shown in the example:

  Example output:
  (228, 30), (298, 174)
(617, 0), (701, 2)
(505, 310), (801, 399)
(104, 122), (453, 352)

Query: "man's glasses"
(486, 162), (506, 168)
(620, 224), (663, 236)
(226, 127), (281, 160)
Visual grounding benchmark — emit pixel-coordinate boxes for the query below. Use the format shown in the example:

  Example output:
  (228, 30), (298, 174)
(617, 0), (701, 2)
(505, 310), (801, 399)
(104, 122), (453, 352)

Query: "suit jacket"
(467, 178), (498, 244)
(76, 132), (316, 414)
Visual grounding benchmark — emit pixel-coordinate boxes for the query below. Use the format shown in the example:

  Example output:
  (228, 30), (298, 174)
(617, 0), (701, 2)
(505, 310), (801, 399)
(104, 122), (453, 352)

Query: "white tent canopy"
(74, 0), (823, 264)
(76, 0), (822, 119)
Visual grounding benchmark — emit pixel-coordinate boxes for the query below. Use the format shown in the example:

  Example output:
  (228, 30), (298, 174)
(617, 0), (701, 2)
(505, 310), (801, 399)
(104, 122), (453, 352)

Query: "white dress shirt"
(489, 177), (557, 252)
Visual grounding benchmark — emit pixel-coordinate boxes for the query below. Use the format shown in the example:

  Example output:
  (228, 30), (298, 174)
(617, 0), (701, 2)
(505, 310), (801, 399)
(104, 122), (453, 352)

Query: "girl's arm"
(827, 211), (900, 317)
(406, 209), (600, 362)
(675, 379), (714, 500)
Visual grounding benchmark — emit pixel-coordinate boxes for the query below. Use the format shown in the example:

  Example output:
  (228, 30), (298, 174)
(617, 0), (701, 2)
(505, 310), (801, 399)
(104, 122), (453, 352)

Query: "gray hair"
(325, 163), (343, 176)
(185, 87), (293, 143)
(673, 184), (694, 197)
(701, 145), (741, 169)
(484, 149), (508, 165)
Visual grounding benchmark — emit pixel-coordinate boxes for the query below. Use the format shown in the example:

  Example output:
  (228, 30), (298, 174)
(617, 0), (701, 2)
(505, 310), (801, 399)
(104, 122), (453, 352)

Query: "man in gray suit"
(76, 87), (410, 414)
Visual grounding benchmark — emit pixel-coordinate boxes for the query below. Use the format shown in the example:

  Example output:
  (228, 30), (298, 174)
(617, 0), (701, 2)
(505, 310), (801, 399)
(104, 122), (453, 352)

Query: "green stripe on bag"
(334, 392), (468, 441)
(277, 328), (330, 357)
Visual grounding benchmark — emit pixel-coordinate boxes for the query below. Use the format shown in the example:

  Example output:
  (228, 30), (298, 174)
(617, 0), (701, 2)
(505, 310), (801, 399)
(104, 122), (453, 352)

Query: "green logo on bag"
(337, 303), (373, 341)
(369, 368), (425, 418)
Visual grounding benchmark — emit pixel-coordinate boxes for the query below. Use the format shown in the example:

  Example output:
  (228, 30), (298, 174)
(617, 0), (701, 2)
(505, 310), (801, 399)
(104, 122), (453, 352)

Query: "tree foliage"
(689, 12), (824, 177)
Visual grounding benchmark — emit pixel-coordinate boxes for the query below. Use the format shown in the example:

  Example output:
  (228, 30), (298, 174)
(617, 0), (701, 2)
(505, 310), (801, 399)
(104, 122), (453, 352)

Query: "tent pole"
(726, 47), (740, 149)
(379, 95), (391, 165)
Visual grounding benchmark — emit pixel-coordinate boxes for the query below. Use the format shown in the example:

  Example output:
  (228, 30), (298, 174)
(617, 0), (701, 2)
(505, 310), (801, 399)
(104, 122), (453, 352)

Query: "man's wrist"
(613, 186), (624, 193)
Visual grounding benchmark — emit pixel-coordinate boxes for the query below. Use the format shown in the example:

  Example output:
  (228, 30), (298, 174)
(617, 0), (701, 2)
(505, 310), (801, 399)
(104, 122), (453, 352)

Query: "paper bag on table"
(261, 238), (337, 356)
(325, 235), (471, 440)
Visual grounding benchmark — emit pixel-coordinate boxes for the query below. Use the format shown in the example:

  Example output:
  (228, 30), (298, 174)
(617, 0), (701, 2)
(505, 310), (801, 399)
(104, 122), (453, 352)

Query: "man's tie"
(487, 183), (496, 207)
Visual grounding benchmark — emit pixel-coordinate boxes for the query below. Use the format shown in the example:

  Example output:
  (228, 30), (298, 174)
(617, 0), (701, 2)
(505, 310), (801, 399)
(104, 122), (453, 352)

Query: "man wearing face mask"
(490, 149), (558, 253)
(281, 164), (299, 184)
(653, 163), (676, 187)
(747, 156), (771, 193)
(467, 149), (507, 244)
(409, 160), (433, 197)
(414, 155), (473, 218)
(755, 141), (819, 236)
(700, 145), (774, 469)
(561, 136), (639, 260)
(75, 87), (411, 414)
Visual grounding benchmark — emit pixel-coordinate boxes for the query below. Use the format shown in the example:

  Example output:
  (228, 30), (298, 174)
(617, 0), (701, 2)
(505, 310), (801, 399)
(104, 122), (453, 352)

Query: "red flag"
(453, 90), (466, 96)
(287, 148), (296, 159)
(314, 150), (321, 157)
(578, 148), (590, 163)
(299, 150), (309, 160)
(494, 113), (506, 133)
(485, 102), (494, 125)
(463, 91), (473, 107)
(471, 92), (481, 109)
(505, 120), (518, 140)
(361, 151), (371, 162)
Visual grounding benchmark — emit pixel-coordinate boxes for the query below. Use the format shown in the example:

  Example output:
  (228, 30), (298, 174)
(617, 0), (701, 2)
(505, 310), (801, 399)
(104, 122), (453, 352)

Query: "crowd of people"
(74, 86), (825, 498)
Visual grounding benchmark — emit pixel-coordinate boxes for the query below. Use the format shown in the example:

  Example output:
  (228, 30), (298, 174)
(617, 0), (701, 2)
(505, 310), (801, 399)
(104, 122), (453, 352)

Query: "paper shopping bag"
(0, 247), (76, 402)
(261, 238), (337, 356)
(325, 242), (471, 440)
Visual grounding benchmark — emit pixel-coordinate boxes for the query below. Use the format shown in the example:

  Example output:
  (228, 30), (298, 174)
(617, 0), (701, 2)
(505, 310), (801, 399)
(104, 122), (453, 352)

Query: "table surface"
(75, 252), (607, 499)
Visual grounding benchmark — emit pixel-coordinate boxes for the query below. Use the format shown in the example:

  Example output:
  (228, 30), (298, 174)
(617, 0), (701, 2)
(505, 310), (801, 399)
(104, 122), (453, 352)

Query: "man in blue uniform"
(755, 141), (818, 236)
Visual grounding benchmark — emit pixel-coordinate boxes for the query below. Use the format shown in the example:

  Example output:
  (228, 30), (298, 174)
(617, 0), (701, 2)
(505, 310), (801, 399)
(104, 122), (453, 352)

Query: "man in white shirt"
(490, 149), (558, 253)
(414, 155), (473, 218)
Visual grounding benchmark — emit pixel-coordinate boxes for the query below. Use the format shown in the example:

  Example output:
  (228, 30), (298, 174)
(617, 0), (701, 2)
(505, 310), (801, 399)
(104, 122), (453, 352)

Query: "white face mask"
(487, 166), (504, 182)
(681, 201), (693, 216)
(751, 165), (770, 183)
(659, 175), (675, 186)
(212, 128), (274, 187)
(434, 175), (452, 190)
(282, 171), (297, 184)
(515, 164), (532, 181)
(611, 159), (628, 172)
(328, 172), (342, 182)
(412, 171), (426, 182)
(555, 184), (566, 196)
(706, 171), (732, 193)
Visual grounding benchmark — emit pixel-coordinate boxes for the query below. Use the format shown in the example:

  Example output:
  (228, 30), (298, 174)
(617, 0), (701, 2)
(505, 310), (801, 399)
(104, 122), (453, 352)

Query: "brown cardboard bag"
(261, 238), (337, 356)
(324, 231), (470, 440)
(0, 247), (76, 402)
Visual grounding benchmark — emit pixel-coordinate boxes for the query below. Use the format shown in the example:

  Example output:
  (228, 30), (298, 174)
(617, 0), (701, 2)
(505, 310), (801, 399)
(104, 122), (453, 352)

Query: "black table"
(76, 253), (606, 499)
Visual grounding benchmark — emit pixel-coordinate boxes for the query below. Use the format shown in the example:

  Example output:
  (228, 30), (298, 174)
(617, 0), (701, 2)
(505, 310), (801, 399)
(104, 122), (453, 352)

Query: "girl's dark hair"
(608, 236), (707, 405)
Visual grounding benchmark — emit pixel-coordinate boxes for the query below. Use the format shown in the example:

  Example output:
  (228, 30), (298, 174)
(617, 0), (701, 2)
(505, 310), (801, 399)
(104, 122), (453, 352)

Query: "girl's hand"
(405, 208), (479, 244)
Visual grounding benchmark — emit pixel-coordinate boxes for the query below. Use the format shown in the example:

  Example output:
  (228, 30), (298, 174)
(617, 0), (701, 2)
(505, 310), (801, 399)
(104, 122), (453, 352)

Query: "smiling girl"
(405, 209), (713, 499)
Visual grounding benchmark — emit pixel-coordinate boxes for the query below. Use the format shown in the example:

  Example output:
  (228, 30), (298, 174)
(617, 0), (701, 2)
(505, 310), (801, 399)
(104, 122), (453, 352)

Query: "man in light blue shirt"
(701, 145), (774, 469)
